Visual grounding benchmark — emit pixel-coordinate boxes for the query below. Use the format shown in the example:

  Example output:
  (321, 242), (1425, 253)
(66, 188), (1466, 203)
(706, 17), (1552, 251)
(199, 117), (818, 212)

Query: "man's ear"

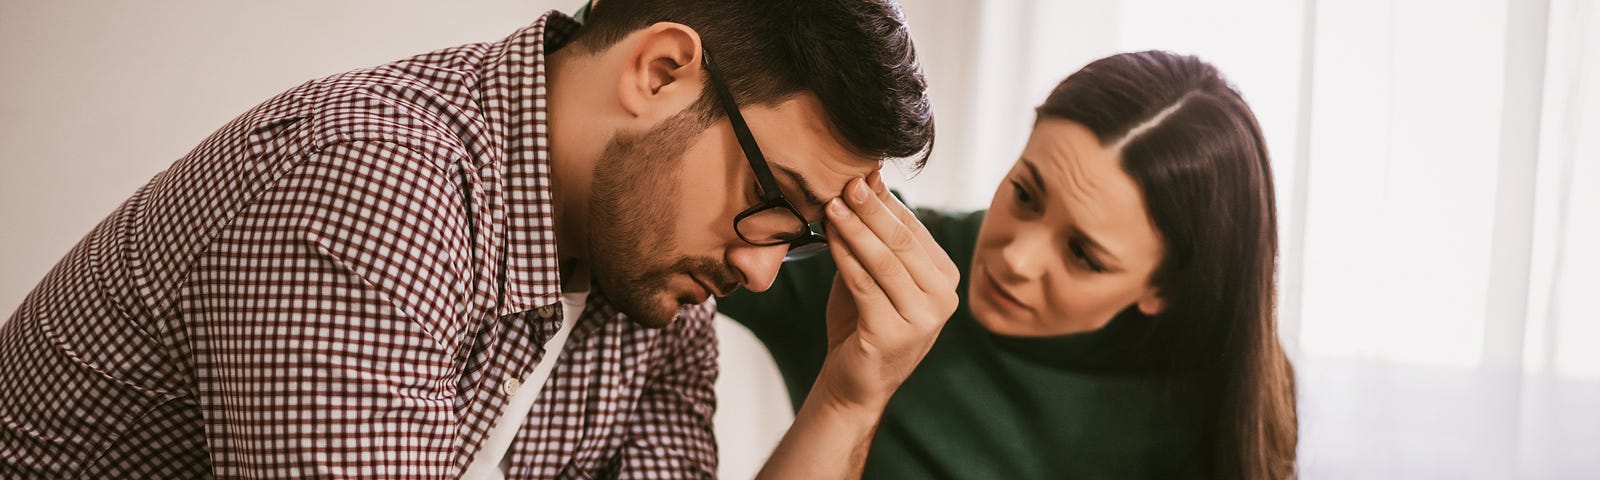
(616, 22), (703, 121)
(1136, 285), (1167, 316)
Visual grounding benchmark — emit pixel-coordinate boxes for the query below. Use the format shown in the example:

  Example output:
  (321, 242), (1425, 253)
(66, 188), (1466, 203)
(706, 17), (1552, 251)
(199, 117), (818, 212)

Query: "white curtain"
(890, 0), (1600, 477)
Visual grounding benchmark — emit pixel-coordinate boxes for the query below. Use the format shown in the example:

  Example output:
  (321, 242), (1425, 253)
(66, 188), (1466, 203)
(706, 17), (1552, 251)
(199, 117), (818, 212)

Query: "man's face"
(589, 93), (875, 327)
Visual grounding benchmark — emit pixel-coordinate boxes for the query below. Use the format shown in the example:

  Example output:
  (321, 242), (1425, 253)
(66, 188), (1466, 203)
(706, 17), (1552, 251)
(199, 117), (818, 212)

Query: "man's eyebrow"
(770, 162), (830, 217)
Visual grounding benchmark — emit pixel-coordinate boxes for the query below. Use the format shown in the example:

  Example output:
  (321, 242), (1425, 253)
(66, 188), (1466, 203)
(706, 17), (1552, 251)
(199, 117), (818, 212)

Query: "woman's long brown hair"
(1037, 51), (1298, 479)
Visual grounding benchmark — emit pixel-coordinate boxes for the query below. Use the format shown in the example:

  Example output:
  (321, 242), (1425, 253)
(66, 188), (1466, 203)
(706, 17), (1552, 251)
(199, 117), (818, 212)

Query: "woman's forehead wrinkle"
(1033, 130), (1153, 266)
(1037, 134), (1100, 215)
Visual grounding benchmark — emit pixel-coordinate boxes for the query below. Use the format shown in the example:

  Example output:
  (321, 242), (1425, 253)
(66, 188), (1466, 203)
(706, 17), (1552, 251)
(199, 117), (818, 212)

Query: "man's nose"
(726, 243), (790, 293)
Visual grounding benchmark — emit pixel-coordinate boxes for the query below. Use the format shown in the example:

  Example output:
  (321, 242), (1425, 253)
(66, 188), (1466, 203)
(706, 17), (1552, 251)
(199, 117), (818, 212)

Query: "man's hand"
(815, 171), (961, 413)
(756, 171), (960, 480)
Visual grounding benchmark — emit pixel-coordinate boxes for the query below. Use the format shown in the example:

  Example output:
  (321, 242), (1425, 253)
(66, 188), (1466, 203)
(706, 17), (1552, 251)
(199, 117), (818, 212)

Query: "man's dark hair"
(570, 0), (935, 170)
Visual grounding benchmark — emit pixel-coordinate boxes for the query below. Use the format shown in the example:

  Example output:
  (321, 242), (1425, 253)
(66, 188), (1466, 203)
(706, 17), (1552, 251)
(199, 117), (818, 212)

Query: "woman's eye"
(1010, 180), (1036, 207)
(1070, 242), (1107, 273)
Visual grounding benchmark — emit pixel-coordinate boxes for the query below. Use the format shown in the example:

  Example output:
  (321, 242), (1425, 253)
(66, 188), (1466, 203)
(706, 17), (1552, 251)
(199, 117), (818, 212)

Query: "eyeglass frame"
(702, 49), (829, 261)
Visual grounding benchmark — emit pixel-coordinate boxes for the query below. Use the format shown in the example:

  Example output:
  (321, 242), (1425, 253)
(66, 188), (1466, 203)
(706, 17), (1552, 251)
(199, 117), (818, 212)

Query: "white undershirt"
(460, 290), (588, 480)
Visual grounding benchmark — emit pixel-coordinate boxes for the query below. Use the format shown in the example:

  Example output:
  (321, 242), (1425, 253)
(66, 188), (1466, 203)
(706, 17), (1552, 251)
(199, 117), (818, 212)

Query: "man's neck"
(545, 47), (601, 275)
(560, 260), (591, 294)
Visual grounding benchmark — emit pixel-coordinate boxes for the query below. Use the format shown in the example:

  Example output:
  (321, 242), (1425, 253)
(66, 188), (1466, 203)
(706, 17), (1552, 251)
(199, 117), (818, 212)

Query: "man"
(0, 0), (958, 478)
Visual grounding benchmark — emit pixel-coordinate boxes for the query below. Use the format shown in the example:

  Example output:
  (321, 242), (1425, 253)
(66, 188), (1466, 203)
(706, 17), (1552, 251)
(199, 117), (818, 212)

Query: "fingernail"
(848, 179), (869, 204)
(828, 198), (850, 217)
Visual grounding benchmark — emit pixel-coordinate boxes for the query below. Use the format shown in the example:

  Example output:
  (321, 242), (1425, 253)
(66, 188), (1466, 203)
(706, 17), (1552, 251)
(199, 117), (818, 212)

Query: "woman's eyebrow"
(1022, 153), (1127, 268)
(1020, 157), (1049, 198)
(1071, 226), (1125, 269)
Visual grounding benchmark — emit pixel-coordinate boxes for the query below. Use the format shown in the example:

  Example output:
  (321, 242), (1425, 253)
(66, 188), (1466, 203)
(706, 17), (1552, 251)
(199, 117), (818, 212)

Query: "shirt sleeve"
(608, 302), (721, 479)
(182, 140), (472, 478)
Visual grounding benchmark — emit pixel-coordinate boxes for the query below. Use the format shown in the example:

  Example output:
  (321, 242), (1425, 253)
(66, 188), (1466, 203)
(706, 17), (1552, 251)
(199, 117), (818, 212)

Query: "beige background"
(1, 0), (555, 311)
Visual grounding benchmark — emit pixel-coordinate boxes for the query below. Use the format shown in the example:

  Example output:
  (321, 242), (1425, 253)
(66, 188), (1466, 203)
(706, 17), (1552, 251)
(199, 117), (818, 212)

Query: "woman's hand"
(815, 171), (961, 412)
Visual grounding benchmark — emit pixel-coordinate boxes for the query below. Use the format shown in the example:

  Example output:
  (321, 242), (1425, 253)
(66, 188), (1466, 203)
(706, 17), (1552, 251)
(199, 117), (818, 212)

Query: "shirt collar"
(477, 11), (583, 316)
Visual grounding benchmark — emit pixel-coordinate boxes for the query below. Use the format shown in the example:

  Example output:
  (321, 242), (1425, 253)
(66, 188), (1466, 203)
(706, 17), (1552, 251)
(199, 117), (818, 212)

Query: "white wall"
(0, 0), (565, 312)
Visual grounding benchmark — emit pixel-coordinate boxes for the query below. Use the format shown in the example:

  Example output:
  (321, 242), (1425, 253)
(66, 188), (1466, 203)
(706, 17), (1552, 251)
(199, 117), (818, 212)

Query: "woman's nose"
(996, 228), (1051, 281)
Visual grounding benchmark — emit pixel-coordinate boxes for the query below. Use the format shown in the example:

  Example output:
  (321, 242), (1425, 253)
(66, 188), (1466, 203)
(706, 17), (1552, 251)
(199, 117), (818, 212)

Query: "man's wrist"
(759, 371), (887, 480)
(809, 370), (892, 422)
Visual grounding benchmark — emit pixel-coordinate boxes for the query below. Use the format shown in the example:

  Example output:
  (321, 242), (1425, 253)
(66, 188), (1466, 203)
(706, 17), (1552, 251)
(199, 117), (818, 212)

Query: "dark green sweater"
(718, 210), (1212, 479)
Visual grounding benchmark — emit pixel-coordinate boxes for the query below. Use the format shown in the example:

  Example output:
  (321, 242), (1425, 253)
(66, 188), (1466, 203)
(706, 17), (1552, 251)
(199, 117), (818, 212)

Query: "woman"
(719, 51), (1297, 479)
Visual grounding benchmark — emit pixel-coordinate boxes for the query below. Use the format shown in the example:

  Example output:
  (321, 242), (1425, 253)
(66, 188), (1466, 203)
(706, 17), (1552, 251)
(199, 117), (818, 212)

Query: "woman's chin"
(969, 293), (1025, 336)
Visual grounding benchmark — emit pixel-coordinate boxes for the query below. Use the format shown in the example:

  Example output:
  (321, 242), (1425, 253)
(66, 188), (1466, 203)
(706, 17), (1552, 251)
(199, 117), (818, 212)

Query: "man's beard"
(588, 110), (742, 328)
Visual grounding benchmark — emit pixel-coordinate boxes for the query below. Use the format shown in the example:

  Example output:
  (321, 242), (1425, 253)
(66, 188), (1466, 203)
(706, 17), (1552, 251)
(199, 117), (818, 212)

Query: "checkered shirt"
(0, 11), (718, 479)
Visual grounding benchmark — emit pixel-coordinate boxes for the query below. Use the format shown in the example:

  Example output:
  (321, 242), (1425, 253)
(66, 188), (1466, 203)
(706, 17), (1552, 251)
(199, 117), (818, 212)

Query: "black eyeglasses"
(703, 49), (828, 262)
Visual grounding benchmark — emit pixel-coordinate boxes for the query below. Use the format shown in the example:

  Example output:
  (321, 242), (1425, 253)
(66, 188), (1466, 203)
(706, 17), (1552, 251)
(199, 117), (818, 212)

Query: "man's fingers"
(867, 172), (960, 281)
(839, 177), (953, 294)
(826, 196), (929, 316)
(825, 226), (897, 321)
(866, 172), (936, 248)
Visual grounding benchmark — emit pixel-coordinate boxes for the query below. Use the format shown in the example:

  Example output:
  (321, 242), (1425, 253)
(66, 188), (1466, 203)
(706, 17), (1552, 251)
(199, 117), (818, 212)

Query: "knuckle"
(869, 255), (901, 276)
(886, 228), (917, 252)
(843, 268), (878, 293)
(940, 257), (960, 276)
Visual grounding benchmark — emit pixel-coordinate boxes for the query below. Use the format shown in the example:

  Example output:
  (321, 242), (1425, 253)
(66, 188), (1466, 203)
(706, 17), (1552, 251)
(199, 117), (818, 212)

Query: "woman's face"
(970, 118), (1168, 337)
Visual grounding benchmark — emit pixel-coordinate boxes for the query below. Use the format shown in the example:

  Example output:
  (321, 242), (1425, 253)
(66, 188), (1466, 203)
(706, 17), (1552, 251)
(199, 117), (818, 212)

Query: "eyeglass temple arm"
(702, 49), (784, 201)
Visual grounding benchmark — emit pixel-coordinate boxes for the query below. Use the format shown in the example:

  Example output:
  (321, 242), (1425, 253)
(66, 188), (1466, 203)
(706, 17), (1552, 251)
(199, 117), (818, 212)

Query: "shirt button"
(536, 305), (557, 319)
(502, 376), (521, 396)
